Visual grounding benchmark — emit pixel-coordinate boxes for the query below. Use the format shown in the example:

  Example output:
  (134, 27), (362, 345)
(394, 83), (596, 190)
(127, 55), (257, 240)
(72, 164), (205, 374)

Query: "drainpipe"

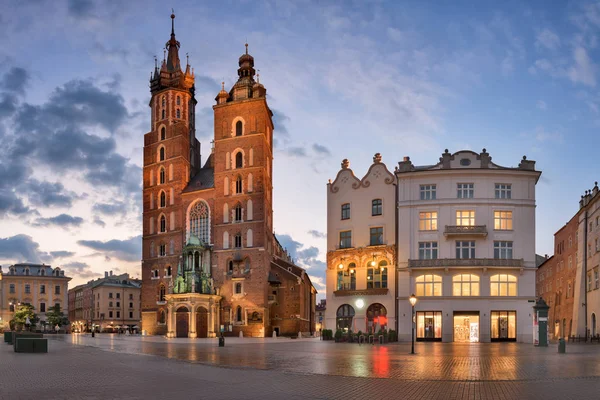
(395, 179), (399, 336)
(584, 210), (589, 341)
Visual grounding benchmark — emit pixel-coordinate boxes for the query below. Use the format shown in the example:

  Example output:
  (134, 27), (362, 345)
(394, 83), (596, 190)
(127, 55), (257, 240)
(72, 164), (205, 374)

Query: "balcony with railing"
(408, 258), (524, 268)
(444, 225), (488, 237)
(333, 286), (389, 297)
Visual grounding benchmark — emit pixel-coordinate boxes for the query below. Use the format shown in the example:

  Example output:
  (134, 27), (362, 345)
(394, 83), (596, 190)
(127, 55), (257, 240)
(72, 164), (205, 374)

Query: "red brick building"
(141, 14), (316, 338)
(536, 215), (578, 339)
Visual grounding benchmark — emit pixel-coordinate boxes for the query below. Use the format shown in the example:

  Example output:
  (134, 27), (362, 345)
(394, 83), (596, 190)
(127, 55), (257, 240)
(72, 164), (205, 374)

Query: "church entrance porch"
(165, 293), (221, 339)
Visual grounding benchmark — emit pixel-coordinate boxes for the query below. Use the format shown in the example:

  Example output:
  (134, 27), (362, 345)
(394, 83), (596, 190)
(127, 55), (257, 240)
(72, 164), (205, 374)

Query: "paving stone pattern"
(2, 335), (600, 399)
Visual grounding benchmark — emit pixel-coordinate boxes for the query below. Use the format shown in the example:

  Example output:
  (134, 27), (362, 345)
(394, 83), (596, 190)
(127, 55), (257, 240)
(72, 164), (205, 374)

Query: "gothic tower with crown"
(141, 14), (316, 338)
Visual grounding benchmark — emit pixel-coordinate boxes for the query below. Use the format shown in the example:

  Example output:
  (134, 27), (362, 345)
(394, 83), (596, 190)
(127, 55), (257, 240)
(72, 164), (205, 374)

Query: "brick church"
(141, 13), (316, 338)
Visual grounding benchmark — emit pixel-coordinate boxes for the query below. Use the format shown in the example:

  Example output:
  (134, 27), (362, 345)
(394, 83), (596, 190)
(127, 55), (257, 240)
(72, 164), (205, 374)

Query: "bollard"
(558, 338), (566, 353)
(239, 331), (243, 338)
(91, 331), (95, 338)
(378, 335), (384, 345)
(219, 335), (225, 347)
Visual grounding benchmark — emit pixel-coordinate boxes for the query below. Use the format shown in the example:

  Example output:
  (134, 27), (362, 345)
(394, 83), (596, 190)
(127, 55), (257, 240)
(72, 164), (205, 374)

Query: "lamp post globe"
(409, 294), (417, 354)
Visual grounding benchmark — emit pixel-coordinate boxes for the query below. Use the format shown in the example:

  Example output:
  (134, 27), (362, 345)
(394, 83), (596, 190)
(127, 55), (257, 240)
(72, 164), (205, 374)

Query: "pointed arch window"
(228, 260), (234, 274)
(236, 176), (243, 194)
(159, 168), (165, 184)
(159, 285), (166, 302)
(160, 127), (166, 141)
(161, 109), (166, 119)
(161, 96), (166, 107)
(236, 306), (243, 322)
(176, 109), (181, 119)
(234, 203), (242, 222)
(176, 96), (181, 106)
(159, 147), (165, 161)
(160, 191), (166, 208)
(234, 233), (242, 248)
(235, 152), (243, 169)
(160, 215), (166, 233)
(189, 201), (210, 244)
(236, 120), (243, 136)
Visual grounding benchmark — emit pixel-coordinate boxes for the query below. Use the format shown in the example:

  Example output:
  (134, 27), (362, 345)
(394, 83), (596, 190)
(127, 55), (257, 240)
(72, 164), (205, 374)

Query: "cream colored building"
(325, 153), (396, 334)
(396, 149), (540, 343)
(0, 264), (71, 331)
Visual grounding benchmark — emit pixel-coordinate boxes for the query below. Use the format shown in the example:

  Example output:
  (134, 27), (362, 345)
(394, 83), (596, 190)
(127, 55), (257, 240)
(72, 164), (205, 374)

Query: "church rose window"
(189, 201), (210, 244)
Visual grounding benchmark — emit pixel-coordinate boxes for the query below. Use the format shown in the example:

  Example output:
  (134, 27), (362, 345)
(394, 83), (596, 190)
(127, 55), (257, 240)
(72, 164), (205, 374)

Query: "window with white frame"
(452, 274), (480, 296)
(420, 184), (436, 200)
(372, 199), (382, 216)
(494, 211), (513, 230)
(341, 203), (350, 220)
(418, 242), (438, 260)
(495, 184), (512, 199)
(415, 274), (442, 296)
(369, 227), (383, 246)
(159, 244), (166, 257)
(456, 241), (475, 259)
(494, 241), (513, 259)
(588, 272), (593, 291)
(457, 183), (474, 198)
(419, 211), (438, 231)
(490, 274), (517, 296)
(456, 210), (475, 226)
(339, 231), (352, 249)
(367, 261), (388, 289)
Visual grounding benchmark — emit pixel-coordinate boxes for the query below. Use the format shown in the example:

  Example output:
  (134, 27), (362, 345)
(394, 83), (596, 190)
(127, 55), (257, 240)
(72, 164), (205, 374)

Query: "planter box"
(4, 331), (12, 343)
(15, 338), (47, 353)
(12, 332), (43, 348)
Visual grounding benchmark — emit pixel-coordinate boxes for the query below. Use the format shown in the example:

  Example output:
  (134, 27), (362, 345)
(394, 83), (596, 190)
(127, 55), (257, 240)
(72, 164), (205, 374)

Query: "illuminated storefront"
(453, 312), (480, 343)
(416, 311), (442, 341)
(490, 311), (516, 342)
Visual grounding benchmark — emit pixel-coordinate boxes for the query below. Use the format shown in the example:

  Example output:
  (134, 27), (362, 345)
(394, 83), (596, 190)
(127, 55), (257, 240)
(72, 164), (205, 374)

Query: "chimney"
(110, 270), (113, 276)
(105, 271), (108, 278)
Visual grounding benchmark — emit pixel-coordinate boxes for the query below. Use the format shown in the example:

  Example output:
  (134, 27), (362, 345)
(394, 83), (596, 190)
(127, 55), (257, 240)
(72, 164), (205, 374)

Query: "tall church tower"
(212, 45), (276, 336)
(141, 13), (199, 333)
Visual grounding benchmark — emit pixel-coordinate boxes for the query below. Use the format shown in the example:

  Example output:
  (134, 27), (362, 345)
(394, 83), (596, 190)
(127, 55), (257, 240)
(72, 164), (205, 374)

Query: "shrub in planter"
(388, 329), (398, 342)
(334, 329), (343, 342)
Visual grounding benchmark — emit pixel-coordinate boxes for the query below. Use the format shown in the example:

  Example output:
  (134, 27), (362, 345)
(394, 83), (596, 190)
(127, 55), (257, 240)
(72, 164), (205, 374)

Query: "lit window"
(456, 210), (475, 226)
(337, 263), (356, 290)
(494, 241), (513, 259)
(420, 184), (436, 200)
(339, 231), (352, 249)
(490, 274), (517, 296)
(418, 242), (438, 260)
(452, 274), (480, 296)
(494, 211), (513, 230)
(495, 184), (512, 199)
(419, 212), (438, 231)
(415, 274), (442, 296)
(341, 203), (350, 220)
(457, 183), (474, 198)
(369, 227), (383, 246)
(367, 260), (388, 289)
(372, 199), (382, 216)
(456, 241), (476, 259)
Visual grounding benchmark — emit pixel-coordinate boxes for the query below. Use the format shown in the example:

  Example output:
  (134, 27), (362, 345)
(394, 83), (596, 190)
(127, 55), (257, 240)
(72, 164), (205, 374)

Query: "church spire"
(166, 11), (181, 72)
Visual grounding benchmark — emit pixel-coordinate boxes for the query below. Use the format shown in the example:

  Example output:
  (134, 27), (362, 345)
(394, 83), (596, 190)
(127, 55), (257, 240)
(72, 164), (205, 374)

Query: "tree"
(46, 304), (69, 328)
(10, 303), (39, 331)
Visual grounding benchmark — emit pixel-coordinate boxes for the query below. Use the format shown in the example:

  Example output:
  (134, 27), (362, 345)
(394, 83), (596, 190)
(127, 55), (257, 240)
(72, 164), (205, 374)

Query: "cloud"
(312, 143), (331, 156)
(0, 67), (29, 94)
(77, 235), (141, 262)
(536, 100), (547, 110)
(286, 146), (307, 157)
(0, 234), (51, 264)
(535, 29), (560, 51)
(568, 47), (596, 87)
(92, 201), (128, 216)
(62, 261), (100, 279)
(50, 251), (75, 258)
(272, 109), (291, 148)
(276, 233), (326, 292)
(32, 214), (84, 228)
(93, 216), (106, 227)
(67, 0), (95, 18)
(386, 27), (403, 42)
(0, 190), (31, 217)
(307, 230), (326, 239)
(533, 126), (564, 143)
(25, 179), (82, 208)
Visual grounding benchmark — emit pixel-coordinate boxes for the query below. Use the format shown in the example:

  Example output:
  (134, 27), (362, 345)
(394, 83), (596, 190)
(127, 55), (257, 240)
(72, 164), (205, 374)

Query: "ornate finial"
(341, 159), (350, 169)
(154, 56), (158, 69)
(595, 181), (598, 187)
(186, 52), (189, 65)
(245, 42), (248, 55)
(482, 148), (487, 153)
(257, 69), (260, 83)
(163, 48), (166, 61)
(373, 153), (382, 163)
(523, 155), (527, 160)
(171, 9), (175, 35)
(444, 149), (449, 153)
(221, 81), (225, 90)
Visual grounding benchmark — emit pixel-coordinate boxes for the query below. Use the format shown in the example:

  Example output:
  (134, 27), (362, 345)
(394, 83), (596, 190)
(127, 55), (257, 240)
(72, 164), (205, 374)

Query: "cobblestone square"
(3, 334), (600, 399)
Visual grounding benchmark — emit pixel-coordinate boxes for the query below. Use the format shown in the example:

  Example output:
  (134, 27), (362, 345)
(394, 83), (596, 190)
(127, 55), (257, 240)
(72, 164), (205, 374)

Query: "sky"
(1, 0), (599, 298)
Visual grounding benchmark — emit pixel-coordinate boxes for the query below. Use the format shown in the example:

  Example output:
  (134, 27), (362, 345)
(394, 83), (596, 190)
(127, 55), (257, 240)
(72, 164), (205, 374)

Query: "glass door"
(453, 313), (479, 343)
(416, 311), (442, 341)
(490, 311), (516, 342)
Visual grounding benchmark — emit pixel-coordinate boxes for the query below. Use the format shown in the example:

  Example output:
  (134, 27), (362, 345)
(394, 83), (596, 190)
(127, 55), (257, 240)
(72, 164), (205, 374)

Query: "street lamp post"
(409, 294), (417, 354)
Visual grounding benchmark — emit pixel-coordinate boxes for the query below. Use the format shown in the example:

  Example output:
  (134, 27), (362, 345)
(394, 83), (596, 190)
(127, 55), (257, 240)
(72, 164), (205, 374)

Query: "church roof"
(182, 166), (214, 193)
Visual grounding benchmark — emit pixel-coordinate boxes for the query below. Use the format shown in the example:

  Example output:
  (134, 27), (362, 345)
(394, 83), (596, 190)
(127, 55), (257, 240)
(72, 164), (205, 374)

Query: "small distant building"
(0, 264), (71, 331)
(315, 299), (326, 332)
(68, 271), (141, 333)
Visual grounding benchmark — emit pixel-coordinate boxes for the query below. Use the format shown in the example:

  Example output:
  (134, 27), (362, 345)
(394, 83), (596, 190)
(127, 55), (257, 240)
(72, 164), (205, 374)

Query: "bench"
(14, 338), (48, 353)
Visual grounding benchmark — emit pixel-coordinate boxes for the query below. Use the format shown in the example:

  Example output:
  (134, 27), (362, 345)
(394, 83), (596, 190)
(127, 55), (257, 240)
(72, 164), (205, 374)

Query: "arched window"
(158, 309), (166, 324)
(235, 176), (243, 194)
(159, 285), (166, 302)
(161, 109), (166, 119)
(234, 233), (242, 248)
(159, 147), (165, 161)
(415, 274), (442, 296)
(223, 203), (229, 223)
(224, 176), (230, 196)
(235, 152), (243, 168)
(159, 168), (165, 184)
(452, 274), (480, 296)
(40, 269), (45, 276)
(176, 96), (181, 106)
(490, 274), (517, 296)
(176, 109), (181, 119)
(337, 262), (356, 290)
(367, 260), (388, 289)
(336, 304), (355, 331)
(160, 127), (166, 141)
(160, 191), (166, 208)
(161, 96), (165, 107)
(189, 201), (210, 244)
(235, 283), (242, 294)
(236, 306), (243, 322)
(246, 229), (253, 247)
(153, 269), (159, 278)
(247, 199), (253, 220)
(366, 303), (387, 334)
(234, 203), (242, 222)
(244, 258), (250, 272)
(223, 232), (229, 249)
(228, 260), (234, 274)
(167, 266), (172, 276)
(160, 215), (166, 233)
(236, 120), (243, 136)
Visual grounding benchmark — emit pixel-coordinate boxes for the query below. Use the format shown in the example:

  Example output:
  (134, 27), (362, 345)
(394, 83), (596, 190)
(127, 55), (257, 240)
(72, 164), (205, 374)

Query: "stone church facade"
(141, 14), (316, 338)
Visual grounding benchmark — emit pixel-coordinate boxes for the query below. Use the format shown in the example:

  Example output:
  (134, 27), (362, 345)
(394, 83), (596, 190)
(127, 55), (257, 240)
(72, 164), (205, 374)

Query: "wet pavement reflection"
(62, 334), (600, 381)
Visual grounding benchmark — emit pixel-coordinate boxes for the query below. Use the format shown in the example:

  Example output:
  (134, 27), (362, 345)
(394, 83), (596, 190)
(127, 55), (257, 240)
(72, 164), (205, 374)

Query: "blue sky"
(1, 0), (599, 296)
